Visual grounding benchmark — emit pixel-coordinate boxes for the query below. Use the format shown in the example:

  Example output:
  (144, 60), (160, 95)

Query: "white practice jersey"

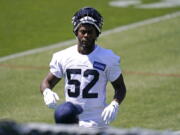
(50, 45), (121, 128)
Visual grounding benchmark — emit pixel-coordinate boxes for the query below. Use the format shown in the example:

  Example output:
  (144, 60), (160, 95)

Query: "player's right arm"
(40, 72), (61, 109)
(40, 72), (61, 93)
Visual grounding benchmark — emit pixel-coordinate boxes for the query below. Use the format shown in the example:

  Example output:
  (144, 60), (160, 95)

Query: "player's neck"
(78, 44), (96, 55)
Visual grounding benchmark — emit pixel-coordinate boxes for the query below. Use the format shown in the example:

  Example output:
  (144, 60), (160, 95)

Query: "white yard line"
(101, 11), (180, 36)
(0, 11), (180, 63)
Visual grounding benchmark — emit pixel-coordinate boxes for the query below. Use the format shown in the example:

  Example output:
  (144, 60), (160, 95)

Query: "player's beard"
(78, 38), (96, 52)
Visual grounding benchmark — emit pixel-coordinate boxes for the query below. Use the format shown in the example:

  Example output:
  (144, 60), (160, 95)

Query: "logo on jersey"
(93, 61), (106, 71)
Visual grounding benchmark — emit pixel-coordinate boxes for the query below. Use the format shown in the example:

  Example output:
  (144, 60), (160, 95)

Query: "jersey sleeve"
(106, 53), (122, 82)
(49, 53), (63, 78)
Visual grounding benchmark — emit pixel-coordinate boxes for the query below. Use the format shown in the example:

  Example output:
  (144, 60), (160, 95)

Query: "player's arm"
(101, 73), (126, 124)
(111, 73), (126, 105)
(40, 72), (61, 93)
(40, 72), (61, 109)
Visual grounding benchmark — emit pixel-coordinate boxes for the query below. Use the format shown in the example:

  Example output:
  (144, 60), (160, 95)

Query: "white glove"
(43, 88), (59, 109)
(101, 100), (119, 124)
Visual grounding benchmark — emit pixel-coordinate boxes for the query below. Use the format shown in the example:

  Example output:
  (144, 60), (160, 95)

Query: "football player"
(40, 7), (126, 129)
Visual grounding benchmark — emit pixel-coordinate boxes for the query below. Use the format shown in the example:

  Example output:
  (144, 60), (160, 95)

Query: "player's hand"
(43, 88), (59, 109)
(101, 100), (119, 124)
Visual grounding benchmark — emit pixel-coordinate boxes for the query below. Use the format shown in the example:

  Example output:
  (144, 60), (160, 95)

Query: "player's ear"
(74, 30), (78, 36)
(73, 27), (79, 36)
(94, 28), (100, 38)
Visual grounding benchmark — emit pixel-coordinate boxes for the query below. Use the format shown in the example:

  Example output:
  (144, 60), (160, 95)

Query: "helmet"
(54, 102), (83, 124)
(72, 7), (103, 35)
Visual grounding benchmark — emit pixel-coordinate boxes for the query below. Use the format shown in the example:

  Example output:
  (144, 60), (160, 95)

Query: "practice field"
(0, 12), (179, 131)
(1, 0), (180, 57)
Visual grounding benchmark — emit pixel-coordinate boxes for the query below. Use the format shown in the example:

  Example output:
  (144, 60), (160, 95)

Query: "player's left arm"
(111, 73), (126, 105)
(101, 73), (126, 124)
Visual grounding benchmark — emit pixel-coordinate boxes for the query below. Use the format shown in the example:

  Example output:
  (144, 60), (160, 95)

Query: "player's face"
(76, 24), (98, 54)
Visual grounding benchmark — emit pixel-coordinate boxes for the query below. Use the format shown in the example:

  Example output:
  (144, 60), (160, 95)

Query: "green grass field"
(1, 0), (180, 57)
(0, 0), (180, 132)
(0, 12), (180, 130)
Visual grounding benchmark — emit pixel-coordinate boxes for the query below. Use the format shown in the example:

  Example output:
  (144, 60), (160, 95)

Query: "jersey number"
(66, 69), (99, 98)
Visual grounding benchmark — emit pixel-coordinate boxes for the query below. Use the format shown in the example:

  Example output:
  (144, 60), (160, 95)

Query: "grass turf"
(0, 13), (179, 130)
(0, 0), (180, 57)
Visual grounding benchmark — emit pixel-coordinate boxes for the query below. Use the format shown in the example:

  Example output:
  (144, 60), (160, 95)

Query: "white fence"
(0, 120), (179, 135)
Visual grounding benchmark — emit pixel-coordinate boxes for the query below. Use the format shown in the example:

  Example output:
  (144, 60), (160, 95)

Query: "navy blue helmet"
(54, 102), (83, 124)
(72, 7), (103, 35)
